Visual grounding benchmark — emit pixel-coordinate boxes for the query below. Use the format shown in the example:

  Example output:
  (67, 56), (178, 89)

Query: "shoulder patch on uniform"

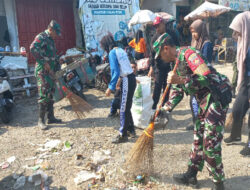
(184, 48), (211, 76)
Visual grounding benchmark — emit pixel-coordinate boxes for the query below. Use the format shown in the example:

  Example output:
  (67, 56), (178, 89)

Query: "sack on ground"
(136, 58), (150, 71)
(131, 76), (153, 129)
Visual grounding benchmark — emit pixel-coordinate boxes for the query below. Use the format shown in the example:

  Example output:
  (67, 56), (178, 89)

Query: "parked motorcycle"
(63, 69), (86, 100)
(95, 54), (111, 92)
(0, 65), (14, 123)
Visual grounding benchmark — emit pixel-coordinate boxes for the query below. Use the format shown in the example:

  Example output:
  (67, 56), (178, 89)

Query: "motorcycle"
(0, 65), (14, 123)
(63, 69), (86, 100)
(95, 55), (111, 92)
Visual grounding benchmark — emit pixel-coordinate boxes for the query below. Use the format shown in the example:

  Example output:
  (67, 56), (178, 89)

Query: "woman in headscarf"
(129, 29), (146, 60)
(190, 19), (213, 63)
(224, 11), (250, 156)
(186, 19), (214, 131)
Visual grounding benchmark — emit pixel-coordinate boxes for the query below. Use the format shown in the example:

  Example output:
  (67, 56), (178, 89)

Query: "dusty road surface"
(0, 64), (249, 190)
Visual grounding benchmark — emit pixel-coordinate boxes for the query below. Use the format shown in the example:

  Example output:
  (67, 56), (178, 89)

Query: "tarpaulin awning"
(128, 10), (156, 29)
(184, 1), (231, 21)
(128, 10), (175, 29)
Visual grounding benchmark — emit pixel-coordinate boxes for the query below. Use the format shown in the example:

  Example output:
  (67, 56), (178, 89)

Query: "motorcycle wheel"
(0, 107), (11, 124)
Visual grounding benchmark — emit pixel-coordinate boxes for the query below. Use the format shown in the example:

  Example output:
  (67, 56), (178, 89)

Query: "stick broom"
(62, 86), (93, 119)
(125, 61), (179, 175)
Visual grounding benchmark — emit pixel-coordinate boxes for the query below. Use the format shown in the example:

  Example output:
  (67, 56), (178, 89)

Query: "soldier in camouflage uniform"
(30, 20), (62, 130)
(153, 33), (231, 190)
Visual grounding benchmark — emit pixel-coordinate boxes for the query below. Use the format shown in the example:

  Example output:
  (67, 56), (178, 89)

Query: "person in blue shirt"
(108, 62), (137, 119)
(100, 34), (136, 143)
(224, 11), (250, 156)
(185, 19), (214, 131)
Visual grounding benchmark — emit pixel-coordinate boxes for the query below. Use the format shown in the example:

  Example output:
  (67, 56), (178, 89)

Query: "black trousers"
(110, 89), (121, 114)
(152, 66), (171, 109)
(134, 52), (144, 60)
(119, 73), (136, 136)
(230, 77), (250, 139)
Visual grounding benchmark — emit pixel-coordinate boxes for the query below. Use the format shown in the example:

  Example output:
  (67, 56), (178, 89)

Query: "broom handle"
(153, 60), (179, 121)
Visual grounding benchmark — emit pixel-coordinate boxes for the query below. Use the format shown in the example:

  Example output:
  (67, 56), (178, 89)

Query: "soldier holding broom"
(153, 33), (232, 190)
(30, 20), (62, 130)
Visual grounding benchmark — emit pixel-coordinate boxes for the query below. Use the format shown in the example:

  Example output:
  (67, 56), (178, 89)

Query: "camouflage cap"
(49, 20), (61, 36)
(153, 33), (171, 59)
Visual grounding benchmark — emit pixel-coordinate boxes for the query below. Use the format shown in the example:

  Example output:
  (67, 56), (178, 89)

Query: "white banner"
(79, 0), (140, 55)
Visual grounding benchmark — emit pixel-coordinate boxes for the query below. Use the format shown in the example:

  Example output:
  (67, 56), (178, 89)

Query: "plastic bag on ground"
(74, 170), (100, 185)
(92, 150), (111, 165)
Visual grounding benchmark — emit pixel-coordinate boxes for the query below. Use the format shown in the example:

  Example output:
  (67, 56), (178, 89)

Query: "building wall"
(141, 0), (174, 15)
(141, 0), (190, 17)
(73, 0), (84, 48)
(173, 0), (190, 17)
(3, 0), (19, 49)
(15, 0), (76, 64)
(0, 0), (9, 47)
(0, 0), (5, 16)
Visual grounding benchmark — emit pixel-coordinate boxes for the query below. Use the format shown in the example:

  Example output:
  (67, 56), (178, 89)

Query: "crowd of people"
(30, 10), (250, 190)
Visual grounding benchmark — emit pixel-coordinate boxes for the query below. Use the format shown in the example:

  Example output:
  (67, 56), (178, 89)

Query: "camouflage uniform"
(30, 30), (57, 103)
(166, 47), (229, 183)
(30, 20), (62, 130)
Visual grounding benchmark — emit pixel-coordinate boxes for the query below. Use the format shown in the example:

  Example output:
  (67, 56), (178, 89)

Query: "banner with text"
(219, 0), (249, 11)
(79, 0), (140, 54)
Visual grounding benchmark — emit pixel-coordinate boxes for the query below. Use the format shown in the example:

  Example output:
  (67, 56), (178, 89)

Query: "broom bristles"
(225, 112), (233, 131)
(63, 86), (93, 119)
(125, 63), (179, 176)
(225, 112), (247, 132)
(125, 122), (154, 175)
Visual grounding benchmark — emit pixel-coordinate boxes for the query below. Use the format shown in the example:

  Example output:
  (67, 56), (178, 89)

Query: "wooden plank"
(13, 85), (37, 92)
(10, 74), (34, 80)
(55, 58), (88, 78)
(0, 52), (24, 56)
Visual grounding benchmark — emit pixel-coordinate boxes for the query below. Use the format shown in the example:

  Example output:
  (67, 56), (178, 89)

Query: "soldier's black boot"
(47, 101), (62, 124)
(38, 103), (48, 130)
(173, 167), (198, 188)
(211, 182), (225, 190)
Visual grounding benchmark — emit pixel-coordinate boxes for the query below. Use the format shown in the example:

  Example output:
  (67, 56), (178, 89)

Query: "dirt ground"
(0, 64), (250, 190)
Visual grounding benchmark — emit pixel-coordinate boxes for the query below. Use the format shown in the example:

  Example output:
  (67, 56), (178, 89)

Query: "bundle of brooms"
(225, 112), (247, 132)
(125, 62), (179, 176)
(225, 112), (233, 131)
(62, 86), (93, 119)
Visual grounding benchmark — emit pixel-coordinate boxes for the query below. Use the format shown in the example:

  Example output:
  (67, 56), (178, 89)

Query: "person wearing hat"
(148, 16), (179, 110)
(154, 33), (231, 190)
(30, 20), (62, 130)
